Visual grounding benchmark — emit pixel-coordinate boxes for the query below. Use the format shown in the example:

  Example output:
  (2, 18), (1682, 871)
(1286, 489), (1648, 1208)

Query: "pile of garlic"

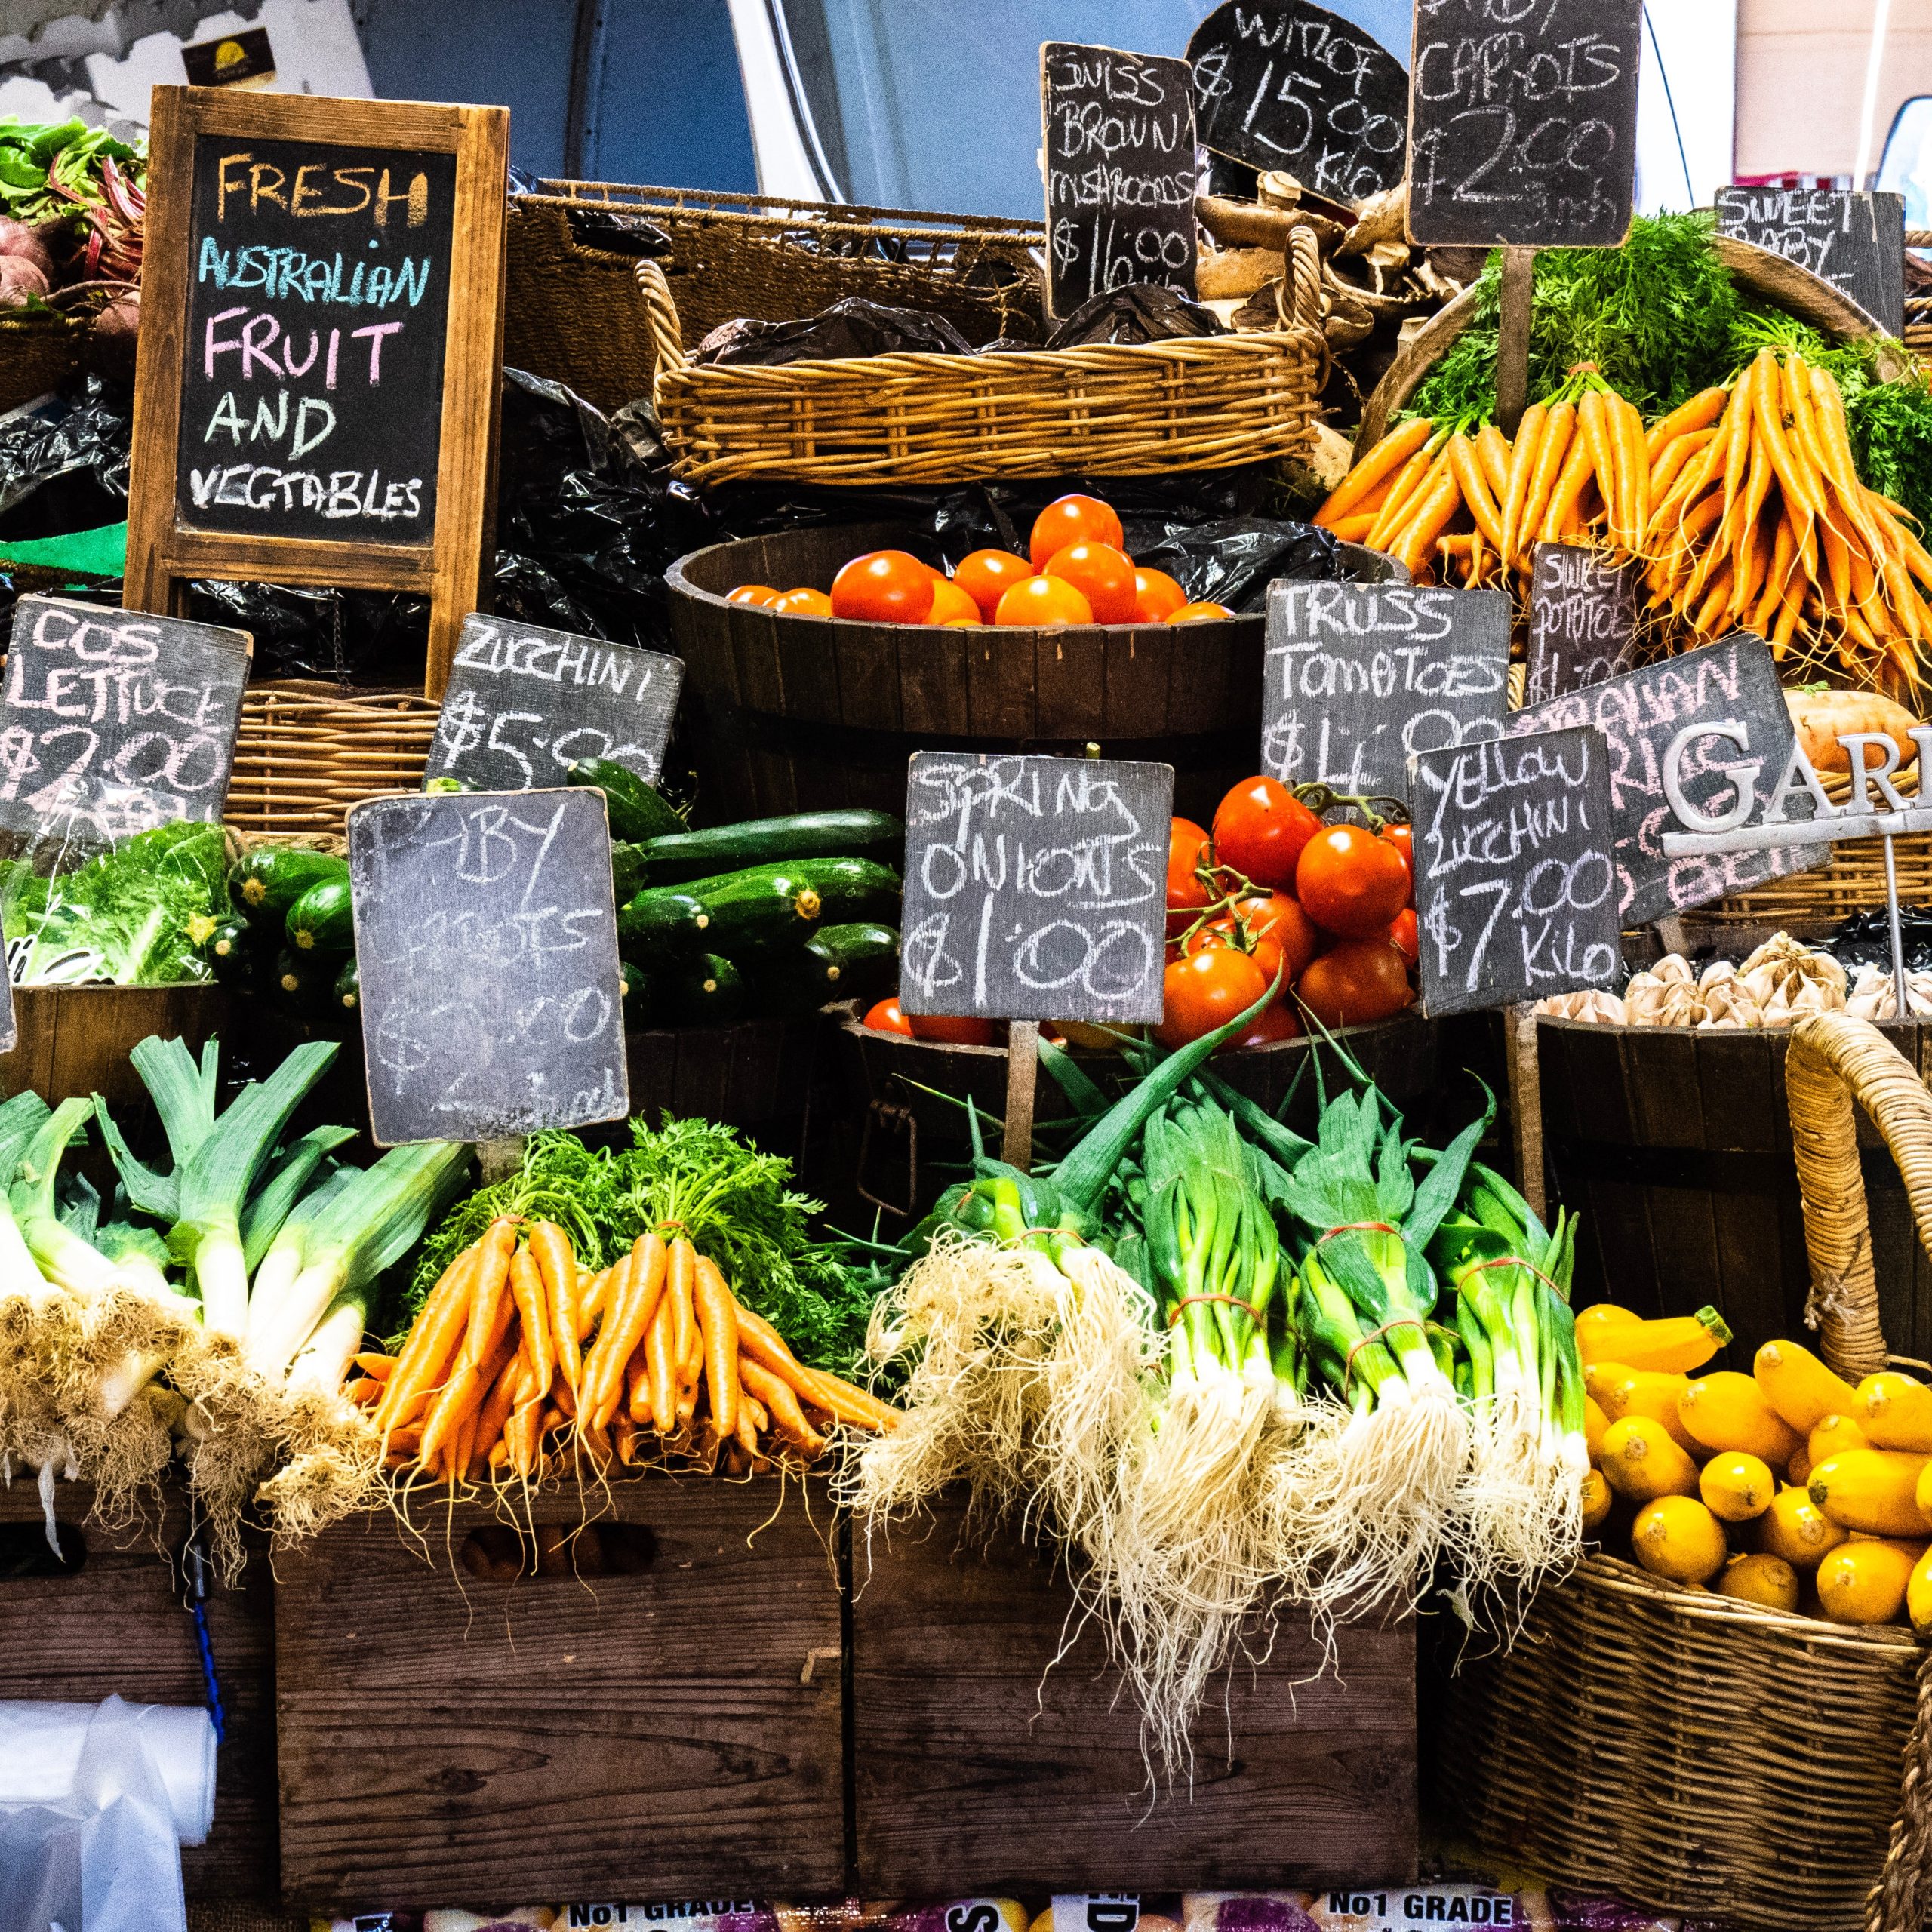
(1537, 934), (1850, 1029)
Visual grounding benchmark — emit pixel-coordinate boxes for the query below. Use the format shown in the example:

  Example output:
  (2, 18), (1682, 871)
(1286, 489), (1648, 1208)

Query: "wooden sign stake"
(1506, 1002), (1546, 1220)
(1884, 834), (1910, 1017)
(1004, 1021), (1040, 1173)
(1496, 247), (1537, 436)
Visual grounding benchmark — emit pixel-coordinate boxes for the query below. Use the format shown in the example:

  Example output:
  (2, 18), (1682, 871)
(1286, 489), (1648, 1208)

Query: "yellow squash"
(1859, 1372), (1932, 1453)
(1817, 1537), (1921, 1624)
(1585, 1397), (1610, 1463)
(1700, 1451), (1775, 1522)
(1599, 1415), (1700, 1502)
(1679, 1371), (1803, 1464)
(1787, 1444), (1813, 1487)
(1754, 1338), (1859, 1433)
(1595, 1367), (1699, 1454)
(1718, 1552), (1801, 1613)
(1580, 1466), (1612, 1531)
(1808, 1448), (1932, 1537)
(1810, 1414), (1869, 1464)
(1753, 1487), (1847, 1568)
(1911, 1546), (1932, 1636)
(1577, 1306), (1731, 1373)
(1632, 1495), (1729, 1585)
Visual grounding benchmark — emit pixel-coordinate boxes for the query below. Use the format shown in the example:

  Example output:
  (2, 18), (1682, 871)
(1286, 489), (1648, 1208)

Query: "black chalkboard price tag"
(1186, 0), (1408, 206)
(126, 88), (509, 697)
(898, 751), (1174, 1026)
(1041, 42), (1198, 321)
(1412, 724), (1620, 1017)
(1506, 632), (1822, 925)
(1407, 0), (1644, 248)
(348, 788), (629, 1146)
(1524, 543), (1640, 707)
(426, 615), (684, 792)
(0, 594), (250, 837)
(1715, 186), (1906, 337)
(1261, 581), (1510, 805)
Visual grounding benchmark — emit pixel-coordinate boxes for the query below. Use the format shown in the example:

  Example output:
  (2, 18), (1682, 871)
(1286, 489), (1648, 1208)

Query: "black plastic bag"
(184, 577), (431, 686)
(693, 297), (975, 366)
(0, 375), (131, 539)
(1134, 516), (1341, 611)
(1831, 906), (1932, 974)
(1041, 283), (1229, 348)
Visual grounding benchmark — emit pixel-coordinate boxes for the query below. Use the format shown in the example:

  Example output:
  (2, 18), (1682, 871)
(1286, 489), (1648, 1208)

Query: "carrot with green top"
(460, 1217), (518, 1367)
(579, 1232), (666, 1428)
(1318, 415), (1432, 526)
(1498, 402), (1544, 565)
(691, 1254), (741, 1441)
(528, 1220), (582, 1395)
(507, 1245), (554, 1399)
(1518, 401), (1574, 559)
(375, 1250), (476, 1432)
(645, 1292), (677, 1433)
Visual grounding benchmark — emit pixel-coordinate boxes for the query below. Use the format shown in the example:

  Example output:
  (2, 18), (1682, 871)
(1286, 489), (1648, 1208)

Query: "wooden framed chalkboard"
(125, 88), (509, 697)
(1714, 186), (1906, 339)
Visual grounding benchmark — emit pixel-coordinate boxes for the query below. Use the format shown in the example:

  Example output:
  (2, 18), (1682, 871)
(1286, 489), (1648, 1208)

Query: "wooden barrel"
(1540, 1016), (1932, 1361)
(666, 521), (1398, 825)
(0, 984), (229, 1109)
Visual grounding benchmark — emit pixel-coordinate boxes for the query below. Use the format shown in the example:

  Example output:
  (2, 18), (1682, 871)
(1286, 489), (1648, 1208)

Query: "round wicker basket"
(1435, 1012), (1932, 1932)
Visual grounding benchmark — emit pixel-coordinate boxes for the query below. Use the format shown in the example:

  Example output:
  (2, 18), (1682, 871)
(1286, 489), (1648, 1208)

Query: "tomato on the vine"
(1296, 823), (1412, 938)
(1166, 816), (1215, 937)
(908, 1013), (999, 1045)
(1294, 938), (1413, 1031)
(1388, 908), (1419, 966)
(1198, 913), (1282, 986)
(1156, 946), (1269, 1049)
(1380, 823), (1414, 906)
(1231, 891), (1321, 983)
(1211, 777), (1322, 890)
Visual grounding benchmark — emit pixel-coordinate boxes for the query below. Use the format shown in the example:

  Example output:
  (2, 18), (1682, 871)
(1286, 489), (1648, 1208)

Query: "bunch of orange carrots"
(351, 1216), (897, 1485)
(1315, 350), (1932, 691)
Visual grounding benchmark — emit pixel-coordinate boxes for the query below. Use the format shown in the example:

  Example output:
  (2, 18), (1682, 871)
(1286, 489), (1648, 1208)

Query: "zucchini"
(611, 840), (650, 905)
(750, 922), (899, 1016)
(424, 774), (478, 794)
(661, 953), (745, 1027)
(286, 878), (355, 953)
(206, 915), (263, 992)
(683, 863), (829, 954)
(617, 887), (712, 961)
(231, 846), (348, 930)
(271, 946), (331, 1014)
(788, 855), (903, 922)
(333, 957), (361, 1014)
(635, 810), (903, 885)
(567, 757), (685, 843)
(619, 960), (648, 1020)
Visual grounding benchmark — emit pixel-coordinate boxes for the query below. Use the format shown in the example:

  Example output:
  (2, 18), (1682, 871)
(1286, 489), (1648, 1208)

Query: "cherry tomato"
(1388, 908), (1420, 966)
(1029, 494), (1125, 571)
(923, 577), (983, 626)
(1231, 891), (1322, 983)
(1211, 777), (1322, 891)
(1170, 601), (1233, 623)
(1156, 946), (1269, 1049)
(1295, 823), (1412, 939)
(907, 1013), (999, 1046)
(1166, 816), (1214, 938)
(771, 587), (833, 617)
(863, 996), (914, 1037)
(1294, 937), (1413, 1032)
(1223, 998), (1302, 1051)
(728, 583), (782, 607)
(953, 549), (1033, 620)
(1044, 540), (1137, 623)
(1380, 823), (1414, 905)
(830, 550), (937, 623)
(995, 574), (1094, 627)
(1131, 567), (1189, 623)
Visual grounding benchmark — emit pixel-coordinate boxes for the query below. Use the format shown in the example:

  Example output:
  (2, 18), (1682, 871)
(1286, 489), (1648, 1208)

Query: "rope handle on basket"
(1287, 225), (1326, 340)
(634, 259), (689, 382)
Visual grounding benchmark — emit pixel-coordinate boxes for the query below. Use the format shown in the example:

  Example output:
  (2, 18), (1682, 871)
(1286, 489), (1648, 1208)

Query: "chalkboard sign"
(1412, 725), (1620, 1017)
(1714, 186), (1906, 337)
(1187, 0), (1408, 206)
(426, 615), (683, 792)
(0, 595), (249, 838)
(1506, 632), (1821, 924)
(127, 88), (509, 695)
(1524, 543), (1640, 706)
(348, 788), (629, 1146)
(1261, 582), (1509, 804)
(1407, 0), (1643, 248)
(899, 751), (1174, 1026)
(1041, 42), (1198, 321)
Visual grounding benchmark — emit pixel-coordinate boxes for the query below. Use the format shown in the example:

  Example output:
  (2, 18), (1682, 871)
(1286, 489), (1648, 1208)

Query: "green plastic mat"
(0, 519), (125, 577)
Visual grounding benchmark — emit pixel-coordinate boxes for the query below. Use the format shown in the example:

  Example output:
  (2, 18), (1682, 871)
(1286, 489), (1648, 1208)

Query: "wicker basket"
(645, 234), (1327, 488)
(0, 311), (87, 414)
(226, 679), (437, 835)
(1435, 1012), (1932, 1932)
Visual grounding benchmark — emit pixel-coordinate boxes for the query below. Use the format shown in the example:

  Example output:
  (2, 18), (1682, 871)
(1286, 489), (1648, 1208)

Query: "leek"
(11, 1099), (119, 1296)
(287, 1290), (368, 1396)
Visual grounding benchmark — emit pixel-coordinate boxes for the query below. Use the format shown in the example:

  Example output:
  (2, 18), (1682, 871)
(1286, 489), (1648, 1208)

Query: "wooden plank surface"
(275, 1476), (844, 1911)
(0, 1481), (274, 1899)
(851, 1499), (1417, 1893)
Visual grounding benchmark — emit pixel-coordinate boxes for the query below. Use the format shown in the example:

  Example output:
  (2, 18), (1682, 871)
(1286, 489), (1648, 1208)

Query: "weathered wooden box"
(0, 1478), (276, 1900)
(273, 1474), (844, 1912)
(850, 1499), (1417, 1893)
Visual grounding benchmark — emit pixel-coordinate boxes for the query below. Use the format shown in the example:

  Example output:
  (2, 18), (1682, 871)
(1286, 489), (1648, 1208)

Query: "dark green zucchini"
(286, 878), (355, 953)
(635, 810), (903, 885)
(566, 758), (685, 843)
(271, 946), (331, 1014)
(751, 922), (899, 1015)
(231, 846), (348, 930)
(611, 840), (650, 905)
(660, 953), (745, 1027)
(789, 855), (903, 922)
(332, 957), (361, 1014)
(205, 916), (261, 992)
(619, 960), (648, 1013)
(617, 887), (712, 961)
(681, 863), (828, 954)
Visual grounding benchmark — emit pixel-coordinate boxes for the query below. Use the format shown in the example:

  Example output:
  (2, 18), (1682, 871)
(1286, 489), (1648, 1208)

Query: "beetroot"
(0, 218), (54, 282)
(88, 291), (138, 380)
(0, 256), (51, 309)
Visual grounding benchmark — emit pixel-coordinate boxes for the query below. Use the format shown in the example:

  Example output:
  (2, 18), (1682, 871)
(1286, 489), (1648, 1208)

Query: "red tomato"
(830, 550), (937, 623)
(728, 583), (782, 607)
(1295, 938), (1413, 1031)
(1170, 601), (1234, 623)
(1380, 823), (1415, 905)
(923, 577), (983, 626)
(908, 1013), (999, 1046)
(863, 996), (914, 1037)
(1166, 816), (1214, 938)
(1131, 567), (1188, 623)
(1155, 946), (1269, 1049)
(1223, 998), (1301, 1051)
(1029, 494), (1125, 571)
(771, 586), (833, 617)
(1232, 891), (1322, 983)
(1196, 913), (1281, 985)
(1295, 824), (1412, 939)
(1211, 777), (1322, 891)
(1389, 908), (1420, 966)
(1044, 540), (1137, 623)
(953, 549), (1033, 620)
(995, 574), (1093, 627)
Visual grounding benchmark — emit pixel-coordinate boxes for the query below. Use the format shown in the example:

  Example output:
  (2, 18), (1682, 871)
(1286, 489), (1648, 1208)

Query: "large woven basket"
(1435, 1012), (1932, 1932)
(226, 679), (437, 835)
(645, 235), (1327, 488)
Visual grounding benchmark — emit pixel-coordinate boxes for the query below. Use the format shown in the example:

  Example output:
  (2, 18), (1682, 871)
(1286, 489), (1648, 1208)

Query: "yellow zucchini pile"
(1582, 1305), (1932, 1626)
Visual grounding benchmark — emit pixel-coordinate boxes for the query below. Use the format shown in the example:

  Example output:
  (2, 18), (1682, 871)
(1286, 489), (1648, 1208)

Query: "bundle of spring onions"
(371, 1214), (896, 1489)
(851, 1000), (1586, 1774)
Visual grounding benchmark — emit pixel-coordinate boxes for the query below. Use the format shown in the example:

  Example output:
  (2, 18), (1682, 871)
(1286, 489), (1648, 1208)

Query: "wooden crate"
(0, 983), (228, 1109)
(0, 1479), (275, 1900)
(850, 1500), (1417, 1893)
(273, 1475), (844, 1912)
